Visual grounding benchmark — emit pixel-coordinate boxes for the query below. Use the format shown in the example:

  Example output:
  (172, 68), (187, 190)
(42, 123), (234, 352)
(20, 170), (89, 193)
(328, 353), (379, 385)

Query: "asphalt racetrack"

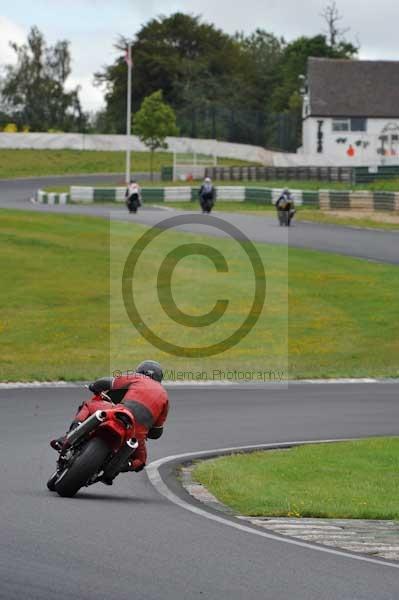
(1, 176), (399, 599)
(1, 174), (399, 264)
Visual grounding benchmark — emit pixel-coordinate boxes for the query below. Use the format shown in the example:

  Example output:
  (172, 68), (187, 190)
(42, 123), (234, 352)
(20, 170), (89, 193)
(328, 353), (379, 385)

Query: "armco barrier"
(34, 186), (399, 212)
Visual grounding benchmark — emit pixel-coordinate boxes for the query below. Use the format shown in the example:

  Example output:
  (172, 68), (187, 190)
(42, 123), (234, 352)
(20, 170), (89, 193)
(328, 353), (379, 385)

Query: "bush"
(3, 123), (18, 133)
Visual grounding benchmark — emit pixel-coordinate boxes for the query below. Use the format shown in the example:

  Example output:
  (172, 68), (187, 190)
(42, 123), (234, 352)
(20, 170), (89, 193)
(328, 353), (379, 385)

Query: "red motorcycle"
(47, 392), (138, 497)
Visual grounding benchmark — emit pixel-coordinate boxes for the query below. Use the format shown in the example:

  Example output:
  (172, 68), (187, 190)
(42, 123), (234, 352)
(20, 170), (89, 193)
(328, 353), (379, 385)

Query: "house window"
(333, 118), (367, 132)
(350, 118), (367, 132)
(332, 119), (349, 131)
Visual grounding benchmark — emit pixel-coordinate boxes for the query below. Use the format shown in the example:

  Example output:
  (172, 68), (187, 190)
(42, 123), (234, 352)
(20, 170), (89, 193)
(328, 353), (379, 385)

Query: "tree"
(94, 13), (246, 133)
(1, 26), (86, 132)
(271, 34), (357, 113)
(94, 12), (358, 149)
(237, 29), (285, 112)
(133, 90), (179, 179)
(321, 1), (350, 49)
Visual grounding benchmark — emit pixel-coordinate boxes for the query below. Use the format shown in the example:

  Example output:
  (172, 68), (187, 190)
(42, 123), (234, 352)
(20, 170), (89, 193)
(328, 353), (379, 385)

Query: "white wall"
(6, 128), (395, 167)
(302, 117), (399, 166)
(0, 132), (275, 166)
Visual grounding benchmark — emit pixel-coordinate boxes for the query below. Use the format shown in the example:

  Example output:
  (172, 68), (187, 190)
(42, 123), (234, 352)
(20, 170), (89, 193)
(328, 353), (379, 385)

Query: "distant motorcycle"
(199, 178), (215, 214)
(47, 391), (138, 497)
(126, 192), (141, 213)
(200, 196), (214, 214)
(276, 190), (296, 227)
(125, 181), (142, 213)
(277, 209), (295, 226)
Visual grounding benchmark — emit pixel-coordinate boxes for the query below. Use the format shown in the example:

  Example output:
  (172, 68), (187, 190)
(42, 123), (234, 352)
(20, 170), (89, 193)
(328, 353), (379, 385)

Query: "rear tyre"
(54, 437), (110, 498)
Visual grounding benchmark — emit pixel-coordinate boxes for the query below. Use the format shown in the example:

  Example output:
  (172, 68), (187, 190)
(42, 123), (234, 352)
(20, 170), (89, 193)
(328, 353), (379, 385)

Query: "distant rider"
(125, 179), (142, 212)
(276, 188), (296, 226)
(50, 360), (169, 484)
(199, 177), (215, 213)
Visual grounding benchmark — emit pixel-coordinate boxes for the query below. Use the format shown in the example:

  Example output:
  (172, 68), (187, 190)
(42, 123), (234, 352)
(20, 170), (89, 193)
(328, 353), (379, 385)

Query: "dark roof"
(307, 58), (399, 118)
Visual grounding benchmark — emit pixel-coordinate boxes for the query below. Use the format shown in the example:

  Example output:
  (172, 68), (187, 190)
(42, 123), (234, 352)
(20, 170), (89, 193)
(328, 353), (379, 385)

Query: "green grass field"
(192, 438), (399, 519)
(1, 209), (399, 381)
(0, 149), (251, 179)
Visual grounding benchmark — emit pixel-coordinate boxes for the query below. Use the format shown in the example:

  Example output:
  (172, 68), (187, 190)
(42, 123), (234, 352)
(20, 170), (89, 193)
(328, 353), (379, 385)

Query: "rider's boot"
(50, 421), (80, 452)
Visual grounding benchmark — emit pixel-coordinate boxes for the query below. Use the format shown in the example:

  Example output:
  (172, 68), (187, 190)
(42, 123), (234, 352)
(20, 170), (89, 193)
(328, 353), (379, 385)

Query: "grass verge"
(1, 209), (399, 380)
(43, 177), (399, 192)
(192, 438), (399, 520)
(296, 210), (399, 231)
(0, 149), (251, 179)
(157, 202), (399, 230)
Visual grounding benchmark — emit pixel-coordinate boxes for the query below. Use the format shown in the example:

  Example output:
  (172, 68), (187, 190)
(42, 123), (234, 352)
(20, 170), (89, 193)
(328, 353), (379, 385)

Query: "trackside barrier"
(164, 187), (191, 202)
(34, 187), (399, 211)
(216, 187), (246, 201)
(319, 190), (399, 211)
(34, 190), (70, 204)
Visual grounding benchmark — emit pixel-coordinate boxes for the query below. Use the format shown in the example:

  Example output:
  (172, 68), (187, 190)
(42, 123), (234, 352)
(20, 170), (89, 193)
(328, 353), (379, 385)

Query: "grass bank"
(1, 209), (399, 380)
(193, 438), (399, 520)
(0, 149), (250, 179)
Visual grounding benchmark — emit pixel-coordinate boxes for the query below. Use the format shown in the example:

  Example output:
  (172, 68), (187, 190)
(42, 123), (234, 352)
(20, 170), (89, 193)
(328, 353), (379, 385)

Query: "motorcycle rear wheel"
(54, 437), (110, 498)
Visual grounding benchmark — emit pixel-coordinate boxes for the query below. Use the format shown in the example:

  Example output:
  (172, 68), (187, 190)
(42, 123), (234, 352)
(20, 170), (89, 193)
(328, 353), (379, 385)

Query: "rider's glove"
(147, 426), (164, 440)
(88, 377), (113, 395)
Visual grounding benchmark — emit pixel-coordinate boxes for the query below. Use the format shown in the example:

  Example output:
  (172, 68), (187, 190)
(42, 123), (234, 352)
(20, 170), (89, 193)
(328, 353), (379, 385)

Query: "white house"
(301, 58), (399, 166)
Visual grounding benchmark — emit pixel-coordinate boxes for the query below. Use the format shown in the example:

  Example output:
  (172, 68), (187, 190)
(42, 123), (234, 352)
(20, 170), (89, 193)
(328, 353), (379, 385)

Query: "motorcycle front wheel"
(47, 470), (59, 492)
(54, 437), (110, 498)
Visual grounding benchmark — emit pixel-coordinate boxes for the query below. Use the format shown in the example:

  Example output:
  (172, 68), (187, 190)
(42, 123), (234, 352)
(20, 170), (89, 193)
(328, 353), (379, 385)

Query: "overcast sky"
(0, 0), (398, 111)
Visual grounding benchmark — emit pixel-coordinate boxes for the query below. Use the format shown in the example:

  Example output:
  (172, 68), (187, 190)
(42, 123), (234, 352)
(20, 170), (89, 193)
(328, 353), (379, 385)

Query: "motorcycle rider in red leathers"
(50, 361), (168, 484)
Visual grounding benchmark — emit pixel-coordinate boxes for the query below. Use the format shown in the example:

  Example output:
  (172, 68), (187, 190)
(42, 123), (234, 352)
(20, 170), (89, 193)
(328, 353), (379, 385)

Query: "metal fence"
(175, 106), (301, 152)
(204, 165), (353, 182)
(354, 166), (399, 184)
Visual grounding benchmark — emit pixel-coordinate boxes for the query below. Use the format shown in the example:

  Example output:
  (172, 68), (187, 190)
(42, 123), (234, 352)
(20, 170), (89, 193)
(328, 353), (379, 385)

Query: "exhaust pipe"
(102, 438), (139, 481)
(66, 410), (107, 446)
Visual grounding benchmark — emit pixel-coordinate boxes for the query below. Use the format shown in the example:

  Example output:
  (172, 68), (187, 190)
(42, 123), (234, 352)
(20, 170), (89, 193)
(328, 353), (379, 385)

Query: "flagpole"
(125, 42), (132, 184)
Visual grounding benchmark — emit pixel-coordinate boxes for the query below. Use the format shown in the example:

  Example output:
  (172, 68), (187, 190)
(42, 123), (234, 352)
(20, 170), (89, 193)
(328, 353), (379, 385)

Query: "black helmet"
(136, 360), (163, 382)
